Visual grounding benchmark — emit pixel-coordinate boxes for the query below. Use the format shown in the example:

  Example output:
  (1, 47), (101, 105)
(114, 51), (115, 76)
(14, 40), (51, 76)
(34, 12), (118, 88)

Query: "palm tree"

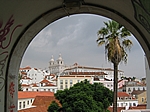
(96, 20), (133, 112)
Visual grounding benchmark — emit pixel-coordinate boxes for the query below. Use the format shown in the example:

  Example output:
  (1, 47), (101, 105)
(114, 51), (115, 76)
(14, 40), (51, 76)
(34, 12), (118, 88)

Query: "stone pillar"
(145, 56), (150, 109)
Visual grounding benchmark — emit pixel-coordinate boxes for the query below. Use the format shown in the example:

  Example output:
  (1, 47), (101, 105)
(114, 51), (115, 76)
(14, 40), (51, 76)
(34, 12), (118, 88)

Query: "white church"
(49, 54), (124, 81)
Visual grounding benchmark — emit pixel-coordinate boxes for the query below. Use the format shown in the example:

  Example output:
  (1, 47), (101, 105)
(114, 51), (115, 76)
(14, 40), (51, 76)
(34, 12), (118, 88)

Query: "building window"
(121, 103), (123, 107)
(142, 97), (144, 102)
(31, 99), (32, 103)
(48, 77), (50, 80)
(70, 80), (73, 85)
(128, 88), (131, 92)
(19, 102), (22, 109)
(52, 89), (55, 92)
(77, 80), (80, 83)
(48, 89), (50, 91)
(27, 101), (29, 105)
(60, 85), (63, 89)
(65, 80), (68, 84)
(60, 80), (63, 84)
(65, 85), (68, 89)
(41, 83), (43, 86)
(23, 101), (25, 108)
(44, 89), (46, 91)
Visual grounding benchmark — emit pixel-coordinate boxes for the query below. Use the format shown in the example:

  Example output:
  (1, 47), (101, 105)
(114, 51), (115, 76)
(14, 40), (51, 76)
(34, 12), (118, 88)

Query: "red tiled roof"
(18, 91), (54, 99)
(21, 71), (27, 75)
(32, 96), (60, 106)
(32, 83), (38, 87)
(108, 107), (125, 112)
(18, 96), (60, 112)
(40, 79), (50, 83)
(20, 66), (31, 70)
(21, 84), (30, 87)
(118, 92), (129, 97)
(129, 104), (146, 109)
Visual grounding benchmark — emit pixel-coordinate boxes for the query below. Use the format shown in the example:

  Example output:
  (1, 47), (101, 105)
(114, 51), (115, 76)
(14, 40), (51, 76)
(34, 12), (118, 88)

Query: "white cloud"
(21, 14), (146, 78)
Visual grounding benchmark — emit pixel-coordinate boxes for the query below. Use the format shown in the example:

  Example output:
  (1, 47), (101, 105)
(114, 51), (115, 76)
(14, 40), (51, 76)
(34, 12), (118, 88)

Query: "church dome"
(50, 55), (54, 62)
(58, 54), (62, 61)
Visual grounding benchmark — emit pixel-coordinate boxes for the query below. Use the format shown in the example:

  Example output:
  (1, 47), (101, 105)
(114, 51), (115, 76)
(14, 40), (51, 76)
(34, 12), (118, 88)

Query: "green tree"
(18, 72), (22, 91)
(97, 20), (133, 112)
(47, 101), (60, 112)
(54, 79), (113, 112)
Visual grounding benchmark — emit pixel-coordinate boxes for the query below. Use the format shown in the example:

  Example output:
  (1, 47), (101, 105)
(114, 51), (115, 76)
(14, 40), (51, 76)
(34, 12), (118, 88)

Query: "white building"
(49, 55), (124, 81)
(124, 81), (147, 94)
(19, 66), (58, 93)
(117, 92), (138, 109)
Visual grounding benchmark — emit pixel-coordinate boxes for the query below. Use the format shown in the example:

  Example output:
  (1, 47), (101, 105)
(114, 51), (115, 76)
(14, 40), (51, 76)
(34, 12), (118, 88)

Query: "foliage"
(47, 101), (60, 112)
(54, 79), (113, 112)
(96, 20), (132, 112)
(97, 20), (132, 65)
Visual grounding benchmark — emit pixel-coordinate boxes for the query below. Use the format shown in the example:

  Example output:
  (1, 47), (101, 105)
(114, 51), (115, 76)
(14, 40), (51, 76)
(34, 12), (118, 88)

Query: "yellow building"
(132, 90), (147, 105)
(57, 72), (94, 90)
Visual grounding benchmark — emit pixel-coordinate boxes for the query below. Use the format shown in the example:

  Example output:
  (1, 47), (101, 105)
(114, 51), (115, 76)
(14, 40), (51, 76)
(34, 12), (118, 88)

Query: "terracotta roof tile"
(21, 72), (27, 75)
(40, 79), (50, 83)
(32, 83), (38, 87)
(108, 107), (125, 112)
(18, 96), (60, 112)
(129, 104), (146, 109)
(21, 84), (30, 87)
(118, 92), (129, 97)
(18, 91), (54, 99)
(20, 66), (31, 70)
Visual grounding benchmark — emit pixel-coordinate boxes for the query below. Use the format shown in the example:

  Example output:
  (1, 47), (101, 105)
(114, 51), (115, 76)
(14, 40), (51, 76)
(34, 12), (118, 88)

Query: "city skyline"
(20, 14), (145, 79)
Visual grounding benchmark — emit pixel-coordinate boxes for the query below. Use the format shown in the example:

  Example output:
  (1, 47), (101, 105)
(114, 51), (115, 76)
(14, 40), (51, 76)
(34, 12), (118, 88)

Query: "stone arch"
(1, 1), (150, 112)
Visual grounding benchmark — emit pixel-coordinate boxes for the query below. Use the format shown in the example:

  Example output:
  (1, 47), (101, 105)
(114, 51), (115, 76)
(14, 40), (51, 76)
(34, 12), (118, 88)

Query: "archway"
(0, 1), (150, 112)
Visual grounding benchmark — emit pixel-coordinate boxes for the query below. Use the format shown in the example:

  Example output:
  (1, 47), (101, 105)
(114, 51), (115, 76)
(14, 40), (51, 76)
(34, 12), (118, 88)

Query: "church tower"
(49, 54), (65, 76)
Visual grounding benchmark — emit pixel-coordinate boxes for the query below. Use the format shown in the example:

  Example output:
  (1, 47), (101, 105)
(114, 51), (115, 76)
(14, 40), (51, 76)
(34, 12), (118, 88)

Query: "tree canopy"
(47, 101), (60, 112)
(48, 79), (113, 112)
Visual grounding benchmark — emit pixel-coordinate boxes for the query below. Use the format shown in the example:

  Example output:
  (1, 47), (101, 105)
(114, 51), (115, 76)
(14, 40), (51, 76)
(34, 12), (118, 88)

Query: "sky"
(20, 14), (146, 79)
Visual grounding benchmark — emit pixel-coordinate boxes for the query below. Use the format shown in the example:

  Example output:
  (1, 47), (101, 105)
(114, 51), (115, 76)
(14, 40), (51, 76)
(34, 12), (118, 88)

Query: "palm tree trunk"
(113, 63), (118, 112)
